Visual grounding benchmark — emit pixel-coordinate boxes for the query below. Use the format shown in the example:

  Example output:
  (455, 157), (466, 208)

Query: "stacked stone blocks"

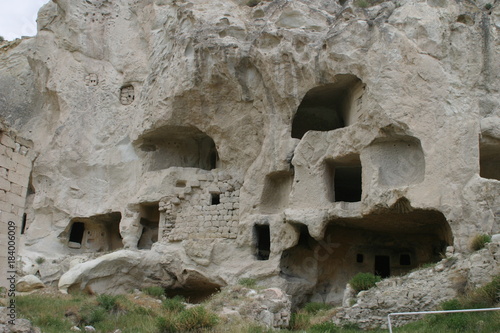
(159, 172), (241, 241)
(0, 129), (33, 289)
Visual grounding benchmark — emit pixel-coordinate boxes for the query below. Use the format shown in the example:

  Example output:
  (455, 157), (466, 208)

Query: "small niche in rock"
(457, 14), (474, 25)
(260, 171), (293, 214)
(246, 0), (262, 8)
(67, 212), (123, 252)
(479, 140), (500, 180)
(399, 253), (411, 266)
(120, 85), (135, 105)
(292, 74), (364, 139)
(175, 180), (187, 188)
(369, 137), (425, 187)
(137, 203), (160, 250)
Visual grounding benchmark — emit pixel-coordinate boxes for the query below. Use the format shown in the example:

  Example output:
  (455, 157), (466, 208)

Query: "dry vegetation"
(8, 275), (500, 333)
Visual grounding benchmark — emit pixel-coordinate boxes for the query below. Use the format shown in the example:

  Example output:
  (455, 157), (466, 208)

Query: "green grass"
(303, 302), (333, 314)
(239, 278), (257, 288)
(142, 286), (165, 298)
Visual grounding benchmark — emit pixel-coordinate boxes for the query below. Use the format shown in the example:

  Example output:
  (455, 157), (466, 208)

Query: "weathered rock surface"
(16, 275), (44, 293)
(210, 285), (291, 329)
(0, 0), (498, 327)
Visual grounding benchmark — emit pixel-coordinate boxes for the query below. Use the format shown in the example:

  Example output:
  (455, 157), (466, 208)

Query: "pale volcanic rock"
(0, 0), (498, 327)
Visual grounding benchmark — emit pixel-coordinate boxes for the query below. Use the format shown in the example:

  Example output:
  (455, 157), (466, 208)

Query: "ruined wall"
(0, 127), (32, 289)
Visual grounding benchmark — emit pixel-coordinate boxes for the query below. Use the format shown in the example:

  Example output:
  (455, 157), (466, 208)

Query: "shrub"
(303, 302), (332, 314)
(176, 306), (219, 331)
(162, 296), (185, 313)
(96, 294), (120, 312)
(0, 36), (4, 42)
(470, 234), (491, 251)
(238, 278), (257, 288)
(349, 272), (381, 293)
(143, 286), (165, 298)
(356, 0), (369, 8)
(485, 3), (493, 10)
(35, 257), (45, 265)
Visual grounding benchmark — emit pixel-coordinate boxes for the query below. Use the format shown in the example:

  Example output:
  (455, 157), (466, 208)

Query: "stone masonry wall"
(0, 126), (32, 289)
(160, 172), (241, 242)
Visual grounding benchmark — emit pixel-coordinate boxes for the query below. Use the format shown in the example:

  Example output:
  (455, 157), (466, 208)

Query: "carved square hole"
(211, 193), (220, 205)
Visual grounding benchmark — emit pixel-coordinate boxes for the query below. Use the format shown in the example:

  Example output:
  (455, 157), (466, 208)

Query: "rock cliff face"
(0, 0), (499, 312)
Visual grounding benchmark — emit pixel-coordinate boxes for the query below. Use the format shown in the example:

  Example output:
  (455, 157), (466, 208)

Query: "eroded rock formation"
(0, 0), (499, 323)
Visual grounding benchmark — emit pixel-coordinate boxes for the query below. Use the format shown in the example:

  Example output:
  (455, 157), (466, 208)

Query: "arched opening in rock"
(66, 212), (123, 252)
(369, 137), (425, 187)
(137, 202), (160, 250)
(280, 209), (452, 305)
(291, 74), (364, 139)
(165, 271), (223, 303)
(165, 286), (221, 304)
(480, 140), (500, 180)
(254, 224), (271, 260)
(136, 126), (219, 171)
(325, 154), (362, 203)
(260, 171), (293, 214)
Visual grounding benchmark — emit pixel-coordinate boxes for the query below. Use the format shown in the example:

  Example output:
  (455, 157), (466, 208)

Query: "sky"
(0, 0), (51, 41)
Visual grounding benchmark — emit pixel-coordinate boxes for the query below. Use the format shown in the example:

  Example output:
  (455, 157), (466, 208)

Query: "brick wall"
(0, 128), (33, 289)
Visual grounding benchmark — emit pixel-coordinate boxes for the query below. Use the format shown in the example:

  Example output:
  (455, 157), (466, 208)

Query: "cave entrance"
(280, 209), (452, 305)
(374, 255), (390, 278)
(137, 203), (160, 250)
(136, 126), (219, 171)
(291, 74), (364, 139)
(68, 222), (85, 248)
(254, 224), (271, 260)
(66, 212), (123, 252)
